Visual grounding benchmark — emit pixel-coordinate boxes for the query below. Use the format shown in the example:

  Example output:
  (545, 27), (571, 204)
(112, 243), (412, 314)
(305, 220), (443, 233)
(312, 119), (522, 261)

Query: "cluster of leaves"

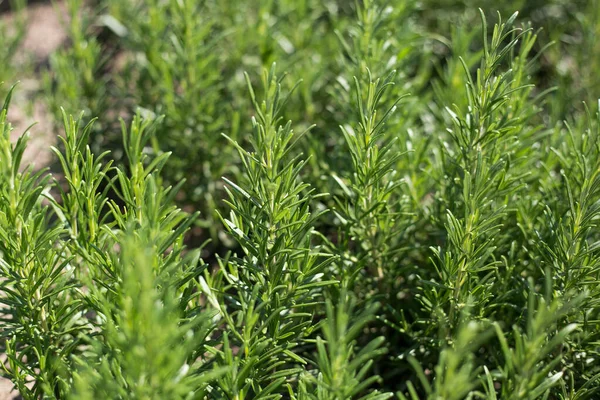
(1, 0), (600, 399)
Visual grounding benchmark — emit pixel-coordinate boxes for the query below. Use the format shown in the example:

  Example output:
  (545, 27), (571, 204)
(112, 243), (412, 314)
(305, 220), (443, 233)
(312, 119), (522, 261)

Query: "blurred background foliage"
(5, 0), (592, 249)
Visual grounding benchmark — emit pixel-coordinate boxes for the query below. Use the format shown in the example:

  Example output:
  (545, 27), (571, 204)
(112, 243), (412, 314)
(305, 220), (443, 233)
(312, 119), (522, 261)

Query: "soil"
(4, 1), (68, 168)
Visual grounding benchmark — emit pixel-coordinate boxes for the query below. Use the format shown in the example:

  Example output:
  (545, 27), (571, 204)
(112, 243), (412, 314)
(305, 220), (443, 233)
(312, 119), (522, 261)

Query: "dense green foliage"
(1, 0), (600, 398)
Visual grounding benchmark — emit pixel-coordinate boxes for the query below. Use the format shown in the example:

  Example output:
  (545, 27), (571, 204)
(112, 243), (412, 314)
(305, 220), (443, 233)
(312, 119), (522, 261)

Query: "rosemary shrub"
(1, 1), (600, 399)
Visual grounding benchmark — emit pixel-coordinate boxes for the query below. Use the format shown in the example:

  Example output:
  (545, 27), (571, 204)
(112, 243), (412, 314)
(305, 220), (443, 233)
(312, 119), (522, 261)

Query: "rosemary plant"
(1, 1), (600, 399)
(205, 65), (335, 398)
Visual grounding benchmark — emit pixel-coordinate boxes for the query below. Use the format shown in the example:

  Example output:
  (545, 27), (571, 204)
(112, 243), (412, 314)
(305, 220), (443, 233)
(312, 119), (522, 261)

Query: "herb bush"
(1, 0), (600, 398)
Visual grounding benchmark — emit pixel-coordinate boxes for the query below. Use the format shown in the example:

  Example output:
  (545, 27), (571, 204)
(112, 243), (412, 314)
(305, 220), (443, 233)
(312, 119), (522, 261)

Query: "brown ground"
(6, 1), (68, 168)
(1, 1), (67, 397)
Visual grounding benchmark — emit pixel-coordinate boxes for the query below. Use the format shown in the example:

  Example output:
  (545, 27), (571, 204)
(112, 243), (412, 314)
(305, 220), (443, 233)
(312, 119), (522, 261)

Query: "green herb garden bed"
(0, 0), (599, 398)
